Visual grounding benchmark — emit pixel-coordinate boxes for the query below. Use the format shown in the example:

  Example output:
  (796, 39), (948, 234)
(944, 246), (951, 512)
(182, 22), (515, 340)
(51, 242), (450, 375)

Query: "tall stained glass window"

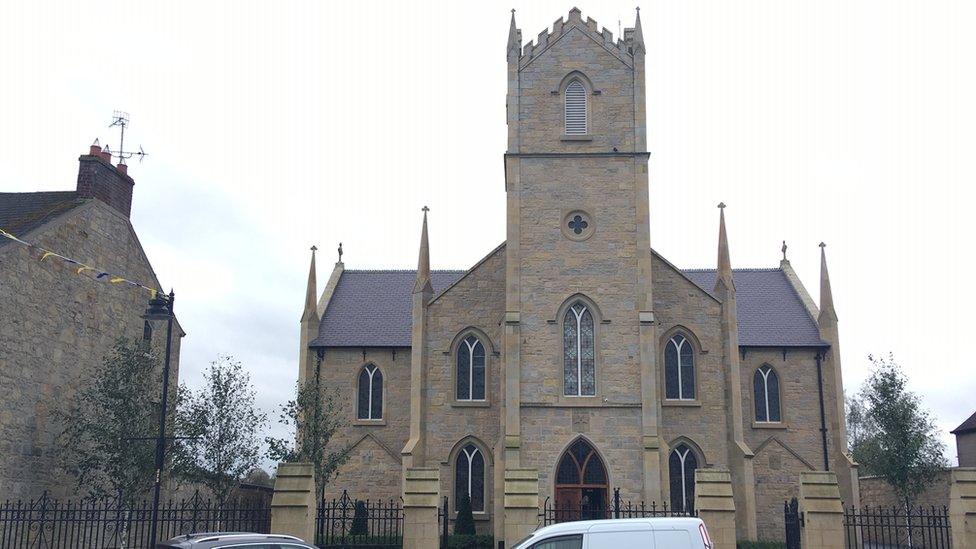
(669, 444), (698, 513)
(457, 335), (486, 401)
(754, 365), (782, 422)
(665, 334), (695, 400)
(357, 364), (382, 420)
(454, 443), (485, 512)
(564, 302), (595, 396)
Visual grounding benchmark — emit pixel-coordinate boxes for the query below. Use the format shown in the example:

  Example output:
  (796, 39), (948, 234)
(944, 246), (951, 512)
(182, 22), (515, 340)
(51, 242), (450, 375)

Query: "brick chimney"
(76, 141), (135, 217)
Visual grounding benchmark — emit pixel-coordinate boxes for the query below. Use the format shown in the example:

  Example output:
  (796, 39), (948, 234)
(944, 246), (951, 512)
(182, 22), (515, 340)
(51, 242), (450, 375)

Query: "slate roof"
(0, 191), (87, 246)
(682, 268), (827, 347)
(311, 270), (466, 347)
(313, 263), (827, 348)
(951, 411), (976, 435)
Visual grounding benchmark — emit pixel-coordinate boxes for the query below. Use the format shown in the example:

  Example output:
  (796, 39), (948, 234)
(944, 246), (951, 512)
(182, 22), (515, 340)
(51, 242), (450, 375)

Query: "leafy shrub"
(454, 494), (476, 535)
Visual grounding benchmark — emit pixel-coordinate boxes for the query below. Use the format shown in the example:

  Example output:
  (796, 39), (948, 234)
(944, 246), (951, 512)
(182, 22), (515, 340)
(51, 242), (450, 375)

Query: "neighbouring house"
(0, 144), (183, 499)
(295, 8), (859, 542)
(952, 411), (976, 467)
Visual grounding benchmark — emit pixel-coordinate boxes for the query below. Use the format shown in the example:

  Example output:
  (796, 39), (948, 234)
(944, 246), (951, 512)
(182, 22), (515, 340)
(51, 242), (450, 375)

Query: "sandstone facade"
(300, 8), (856, 543)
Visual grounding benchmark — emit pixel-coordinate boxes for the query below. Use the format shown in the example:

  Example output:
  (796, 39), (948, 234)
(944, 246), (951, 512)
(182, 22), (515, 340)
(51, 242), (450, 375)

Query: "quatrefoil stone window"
(561, 210), (594, 241)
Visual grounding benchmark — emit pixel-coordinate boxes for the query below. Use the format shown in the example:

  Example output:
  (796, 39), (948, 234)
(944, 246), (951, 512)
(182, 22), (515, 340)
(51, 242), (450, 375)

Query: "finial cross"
(338, 242), (343, 262)
(781, 240), (787, 261)
(311, 245), (317, 253)
(718, 202), (726, 209)
(422, 205), (430, 213)
(819, 242), (826, 249)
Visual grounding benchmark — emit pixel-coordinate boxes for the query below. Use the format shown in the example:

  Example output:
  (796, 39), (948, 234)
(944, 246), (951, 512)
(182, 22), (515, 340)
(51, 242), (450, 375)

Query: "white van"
(511, 517), (713, 549)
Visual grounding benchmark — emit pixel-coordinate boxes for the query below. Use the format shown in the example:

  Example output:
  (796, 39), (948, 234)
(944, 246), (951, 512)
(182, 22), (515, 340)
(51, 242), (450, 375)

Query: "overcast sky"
(2, 1), (973, 466)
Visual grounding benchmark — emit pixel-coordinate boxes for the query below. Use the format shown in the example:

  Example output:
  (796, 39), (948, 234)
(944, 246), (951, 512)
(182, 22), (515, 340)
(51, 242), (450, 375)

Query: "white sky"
(2, 1), (973, 467)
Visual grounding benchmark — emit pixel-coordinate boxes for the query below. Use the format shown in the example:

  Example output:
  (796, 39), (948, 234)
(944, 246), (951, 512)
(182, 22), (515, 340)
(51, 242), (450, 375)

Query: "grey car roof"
(313, 263), (826, 349)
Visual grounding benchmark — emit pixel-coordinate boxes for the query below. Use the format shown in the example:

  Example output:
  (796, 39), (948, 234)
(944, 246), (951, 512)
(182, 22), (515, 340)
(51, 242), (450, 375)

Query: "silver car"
(157, 532), (317, 549)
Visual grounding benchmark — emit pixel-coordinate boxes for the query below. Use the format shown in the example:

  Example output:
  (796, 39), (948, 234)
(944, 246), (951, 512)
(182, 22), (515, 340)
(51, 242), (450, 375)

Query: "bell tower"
(500, 7), (664, 505)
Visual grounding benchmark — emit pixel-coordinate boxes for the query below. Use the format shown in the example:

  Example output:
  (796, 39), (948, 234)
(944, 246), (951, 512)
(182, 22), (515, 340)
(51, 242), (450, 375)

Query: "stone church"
(298, 8), (858, 541)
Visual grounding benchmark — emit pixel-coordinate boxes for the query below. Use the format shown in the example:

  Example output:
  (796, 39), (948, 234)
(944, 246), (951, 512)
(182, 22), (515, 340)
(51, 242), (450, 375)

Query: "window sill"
(662, 399), (702, 408)
(752, 421), (787, 430)
(353, 419), (387, 426)
(561, 134), (592, 141)
(452, 400), (490, 408)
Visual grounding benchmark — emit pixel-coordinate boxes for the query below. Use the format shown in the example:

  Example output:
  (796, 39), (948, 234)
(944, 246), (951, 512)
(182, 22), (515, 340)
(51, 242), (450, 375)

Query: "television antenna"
(106, 111), (148, 164)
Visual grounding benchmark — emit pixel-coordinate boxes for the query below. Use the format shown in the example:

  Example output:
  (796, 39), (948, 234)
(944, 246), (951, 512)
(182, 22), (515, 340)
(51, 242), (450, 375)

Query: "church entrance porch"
(552, 439), (609, 522)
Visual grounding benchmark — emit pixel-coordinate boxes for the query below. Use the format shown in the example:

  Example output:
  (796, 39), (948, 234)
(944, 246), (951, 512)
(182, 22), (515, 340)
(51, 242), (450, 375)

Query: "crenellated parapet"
(513, 7), (643, 69)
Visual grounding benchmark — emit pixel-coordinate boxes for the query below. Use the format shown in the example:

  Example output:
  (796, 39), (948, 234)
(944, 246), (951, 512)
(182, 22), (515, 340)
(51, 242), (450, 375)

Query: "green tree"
(58, 338), (168, 503)
(266, 381), (349, 501)
(454, 494), (476, 536)
(173, 356), (267, 506)
(847, 354), (948, 504)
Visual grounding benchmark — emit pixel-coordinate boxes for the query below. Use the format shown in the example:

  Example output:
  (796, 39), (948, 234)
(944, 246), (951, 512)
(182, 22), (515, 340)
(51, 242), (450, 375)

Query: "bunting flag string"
(0, 227), (162, 299)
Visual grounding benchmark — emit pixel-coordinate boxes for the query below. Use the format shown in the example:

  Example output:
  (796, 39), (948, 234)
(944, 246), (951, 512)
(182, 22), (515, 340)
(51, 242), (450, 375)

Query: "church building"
(298, 8), (858, 541)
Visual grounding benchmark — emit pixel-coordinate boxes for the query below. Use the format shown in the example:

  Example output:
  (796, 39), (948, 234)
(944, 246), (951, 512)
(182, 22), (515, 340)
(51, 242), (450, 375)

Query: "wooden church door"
(554, 438), (608, 522)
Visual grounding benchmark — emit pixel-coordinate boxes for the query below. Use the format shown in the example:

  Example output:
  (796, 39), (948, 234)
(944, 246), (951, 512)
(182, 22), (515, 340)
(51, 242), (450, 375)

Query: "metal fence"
(539, 488), (695, 526)
(315, 491), (402, 548)
(0, 490), (270, 548)
(843, 504), (951, 549)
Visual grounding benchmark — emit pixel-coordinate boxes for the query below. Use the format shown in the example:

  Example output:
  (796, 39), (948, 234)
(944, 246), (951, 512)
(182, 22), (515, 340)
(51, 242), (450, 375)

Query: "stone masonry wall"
(319, 346), (409, 501)
(424, 245), (505, 531)
(0, 201), (181, 499)
(651, 257), (729, 474)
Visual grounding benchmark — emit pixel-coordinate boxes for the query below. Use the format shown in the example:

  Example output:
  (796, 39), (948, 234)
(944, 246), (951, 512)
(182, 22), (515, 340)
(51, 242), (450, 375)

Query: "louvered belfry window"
(564, 80), (587, 135)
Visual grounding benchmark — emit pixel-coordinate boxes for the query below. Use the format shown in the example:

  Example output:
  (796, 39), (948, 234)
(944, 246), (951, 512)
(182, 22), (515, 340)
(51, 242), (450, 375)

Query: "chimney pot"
(99, 147), (112, 163)
(117, 162), (128, 174)
(89, 144), (101, 156)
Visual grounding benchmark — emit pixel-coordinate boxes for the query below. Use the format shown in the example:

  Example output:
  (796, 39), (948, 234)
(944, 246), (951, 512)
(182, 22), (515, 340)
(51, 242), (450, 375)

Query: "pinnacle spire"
(818, 242), (837, 322)
(633, 6), (645, 53)
(414, 206), (431, 293)
(717, 202), (732, 280)
(301, 245), (319, 322)
(507, 9), (521, 59)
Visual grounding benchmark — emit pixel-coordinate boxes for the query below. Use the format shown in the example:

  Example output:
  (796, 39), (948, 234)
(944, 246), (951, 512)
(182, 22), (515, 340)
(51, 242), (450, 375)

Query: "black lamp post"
(143, 290), (175, 545)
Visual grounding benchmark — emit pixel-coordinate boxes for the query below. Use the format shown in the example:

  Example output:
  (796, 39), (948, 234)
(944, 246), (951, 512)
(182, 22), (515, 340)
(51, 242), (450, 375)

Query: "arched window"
(664, 333), (696, 400)
(754, 365), (781, 423)
(563, 302), (595, 396)
(456, 335), (486, 401)
(564, 80), (587, 135)
(669, 444), (698, 513)
(357, 364), (382, 420)
(454, 443), (485, 512)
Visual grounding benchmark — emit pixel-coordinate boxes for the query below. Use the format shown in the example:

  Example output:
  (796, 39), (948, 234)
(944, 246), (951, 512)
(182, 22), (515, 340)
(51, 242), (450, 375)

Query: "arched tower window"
(664, 333), (696, 400)
(564, 80), (587, 135)
(456, 335), (486, 401)
(669, 443), (699, 513)
(563, 302), (595, 396)
(357, 364), (383, 420)
(454, 443), (485, 512)
(754, 365), (781, 422)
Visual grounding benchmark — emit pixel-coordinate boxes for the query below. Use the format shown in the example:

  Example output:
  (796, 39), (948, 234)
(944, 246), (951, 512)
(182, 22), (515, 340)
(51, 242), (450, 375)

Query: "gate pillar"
(504, 468), (540, 548)
(270, 462), (317, 543)
(798, 471), (844, 549)
(694, 469), (736, 549)
(950, 467), (976, 549)
(403, 467), (441, 549)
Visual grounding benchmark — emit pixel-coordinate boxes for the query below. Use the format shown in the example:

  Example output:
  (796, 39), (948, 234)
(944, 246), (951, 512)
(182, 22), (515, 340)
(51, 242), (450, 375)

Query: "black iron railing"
(0, 490), (270, 548)
(316, 491), (402, 548)
(539, 488), (695, 526)
(843, 503), (951, 549)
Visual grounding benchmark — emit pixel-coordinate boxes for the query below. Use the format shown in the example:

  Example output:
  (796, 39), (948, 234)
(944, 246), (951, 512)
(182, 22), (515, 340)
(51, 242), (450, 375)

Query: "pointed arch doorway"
(555, 438), (609, 521)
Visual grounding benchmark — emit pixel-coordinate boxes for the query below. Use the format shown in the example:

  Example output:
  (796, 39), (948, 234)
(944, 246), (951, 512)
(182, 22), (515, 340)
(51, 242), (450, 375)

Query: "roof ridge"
(343, 269), (466, 274)
(682, 267), (781, 273)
